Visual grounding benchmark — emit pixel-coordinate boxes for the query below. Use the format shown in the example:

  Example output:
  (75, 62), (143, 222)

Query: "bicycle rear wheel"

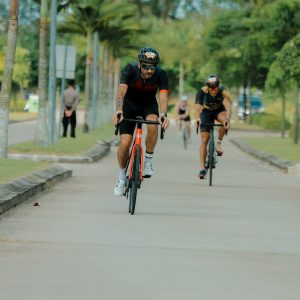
(129, 145), (141, 215)
(208, 138), (214, 186)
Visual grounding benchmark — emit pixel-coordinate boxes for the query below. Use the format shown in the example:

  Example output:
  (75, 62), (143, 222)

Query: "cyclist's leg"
(143, 103), (159, 177)
(199, 111), (213, 178)
(114, 105), (136, 196)
(216, 108), (227, 155)
(177, 116), (182, 134)
(185, 116), (191, 141)
(143, 102), (159, 152)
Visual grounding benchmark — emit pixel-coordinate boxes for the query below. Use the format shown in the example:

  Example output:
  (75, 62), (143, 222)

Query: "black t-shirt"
(120, 63), (168, 107)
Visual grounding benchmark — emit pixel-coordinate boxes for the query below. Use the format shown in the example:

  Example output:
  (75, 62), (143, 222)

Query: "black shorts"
(179, 114), (191, 122)
(120, 100), (159, 135)
(200, 105), (226, 132)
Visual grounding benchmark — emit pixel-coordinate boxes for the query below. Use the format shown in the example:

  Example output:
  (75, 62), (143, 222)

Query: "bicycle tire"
(208, 137), (214, 186)
(182, 127), (187, 149)
(129, 144), (141, 215)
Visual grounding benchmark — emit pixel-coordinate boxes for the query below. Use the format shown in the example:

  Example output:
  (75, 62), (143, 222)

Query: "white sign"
(56, 45), (76, 79)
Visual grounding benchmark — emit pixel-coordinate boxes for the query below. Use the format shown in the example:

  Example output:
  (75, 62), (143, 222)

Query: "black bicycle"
(115, 116), (164, 215)
(197, 123), (223, 186)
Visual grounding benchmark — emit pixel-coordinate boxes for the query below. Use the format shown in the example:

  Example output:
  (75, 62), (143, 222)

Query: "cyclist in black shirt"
(112, 47), (170, 196)
(195, 75), (232, 179)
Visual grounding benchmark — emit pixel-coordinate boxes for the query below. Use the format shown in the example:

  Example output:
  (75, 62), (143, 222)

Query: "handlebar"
(115, 117), (165, 140)
(196, 122), (224, 135)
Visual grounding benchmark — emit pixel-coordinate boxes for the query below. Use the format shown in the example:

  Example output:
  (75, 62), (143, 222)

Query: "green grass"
(0, 159), (50, 184)
(240, 137), (300, 163)
(9, 123), (114, 155)
(230, 119), (262, 131)
(9, 112), (37, 122)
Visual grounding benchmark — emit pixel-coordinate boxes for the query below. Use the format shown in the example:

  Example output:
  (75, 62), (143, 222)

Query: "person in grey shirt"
(62, 79), (79, 138)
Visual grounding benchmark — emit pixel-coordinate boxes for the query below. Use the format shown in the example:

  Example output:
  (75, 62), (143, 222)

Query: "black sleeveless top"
(195, 86), (226, 110)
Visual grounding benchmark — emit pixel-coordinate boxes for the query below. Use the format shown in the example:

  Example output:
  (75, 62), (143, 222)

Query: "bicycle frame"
(128, 121), (144, 181)
(197, 123), (223, 185)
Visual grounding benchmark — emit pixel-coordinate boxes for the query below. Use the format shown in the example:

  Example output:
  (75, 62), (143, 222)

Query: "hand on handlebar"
(113, 111), (124, 125)
(159, 113), (170, 129)
(224, 119), (230, 130)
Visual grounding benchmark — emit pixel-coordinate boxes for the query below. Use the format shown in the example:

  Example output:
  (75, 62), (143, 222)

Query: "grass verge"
(9, 123), (114, 155)
(240, 137), (300, 163)
(0, 159), (50, 184)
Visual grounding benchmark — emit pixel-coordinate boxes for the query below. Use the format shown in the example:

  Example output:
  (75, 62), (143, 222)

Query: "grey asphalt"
(0, 124), (300, 300)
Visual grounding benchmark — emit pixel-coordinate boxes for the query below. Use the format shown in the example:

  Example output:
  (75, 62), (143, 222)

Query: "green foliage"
(250, 113), (291, 131)
(289, 123), (300, 140)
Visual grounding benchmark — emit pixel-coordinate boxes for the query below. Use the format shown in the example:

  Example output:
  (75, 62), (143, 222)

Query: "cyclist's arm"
(222, 89), (232, 120)
(195, 104), (203, 119)
(195, 89), (204, 120)
(158, 90), (168, 115)
(115, 84), (128, 113)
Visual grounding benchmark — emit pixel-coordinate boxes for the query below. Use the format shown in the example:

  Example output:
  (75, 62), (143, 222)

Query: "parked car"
(238, 94), (264, 120)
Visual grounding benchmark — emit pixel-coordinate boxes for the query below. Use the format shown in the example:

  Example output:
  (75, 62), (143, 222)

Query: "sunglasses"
(141, 64), (156, 71)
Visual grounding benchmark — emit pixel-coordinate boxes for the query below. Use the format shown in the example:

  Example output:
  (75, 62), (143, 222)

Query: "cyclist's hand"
(112, 111), (123, 125)
(224, 119), (230, 130)
(195, 119), (200, 127)
(159, 113), (169, 129)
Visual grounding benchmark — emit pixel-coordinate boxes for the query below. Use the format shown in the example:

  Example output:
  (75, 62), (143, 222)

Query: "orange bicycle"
(115, 116), (164, 215)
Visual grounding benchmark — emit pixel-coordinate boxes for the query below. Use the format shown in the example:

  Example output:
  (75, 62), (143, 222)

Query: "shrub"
(250, 113), (291, 131)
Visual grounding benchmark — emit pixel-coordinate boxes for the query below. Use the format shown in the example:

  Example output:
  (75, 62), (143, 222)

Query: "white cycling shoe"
(144, 162), (154, 178)
(113, 179), (125, 196)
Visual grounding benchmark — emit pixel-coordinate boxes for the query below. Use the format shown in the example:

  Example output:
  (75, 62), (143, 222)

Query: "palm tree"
(0, 0), (19, 158)
(34, 0), (49, 146)
(58, 0), (138, 132)
(33, 0), (76, 146)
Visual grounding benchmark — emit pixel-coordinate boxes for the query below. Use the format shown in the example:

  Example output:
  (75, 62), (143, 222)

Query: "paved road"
(1, 125), (300, 299)
(8, 110), (85, 146)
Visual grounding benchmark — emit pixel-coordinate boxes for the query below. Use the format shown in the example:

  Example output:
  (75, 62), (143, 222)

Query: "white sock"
(145, 152), (153, 164)
(118, 168), (126, 181)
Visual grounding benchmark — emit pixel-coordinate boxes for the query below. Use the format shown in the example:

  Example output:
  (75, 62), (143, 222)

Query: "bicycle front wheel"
(182, 127), (187, 149)
(208, 138), (214, 186)
(129, 144), (141, 215)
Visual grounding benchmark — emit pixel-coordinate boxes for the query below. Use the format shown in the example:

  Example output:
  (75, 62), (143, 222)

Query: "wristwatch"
(160, 112), (168, 118)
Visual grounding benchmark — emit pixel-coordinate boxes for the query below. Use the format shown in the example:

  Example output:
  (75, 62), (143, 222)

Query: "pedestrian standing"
(62, 79), (79, 138)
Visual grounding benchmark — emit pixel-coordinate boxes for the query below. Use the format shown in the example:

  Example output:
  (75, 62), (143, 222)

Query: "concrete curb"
(230, 137), (295, 173)
(0, 165), (72, 215)
(1, 140), (113, 215)
(8, 141), (111, 163)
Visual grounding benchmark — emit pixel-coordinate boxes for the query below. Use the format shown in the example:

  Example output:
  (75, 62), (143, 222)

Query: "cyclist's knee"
(119, 135), (132, 150)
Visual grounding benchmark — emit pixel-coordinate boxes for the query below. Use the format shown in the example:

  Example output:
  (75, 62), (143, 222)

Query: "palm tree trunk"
(280, 91), (286, 138)
(0, 0), (19, 158)
(34, 0), (49, 146)
(83, 29), (93, 133)
(113, 58), (120, 109)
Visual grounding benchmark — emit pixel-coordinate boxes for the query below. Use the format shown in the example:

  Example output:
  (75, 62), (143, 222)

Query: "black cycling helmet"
(138, 47), (160, 65)
(206, 74), (220, 88)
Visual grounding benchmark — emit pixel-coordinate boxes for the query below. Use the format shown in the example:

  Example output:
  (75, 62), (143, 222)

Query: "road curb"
(8, 141), (111, 163)
(0, 165), (72, 215)
(230, 137), (295, 173)
(1, 140), (113, 215)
